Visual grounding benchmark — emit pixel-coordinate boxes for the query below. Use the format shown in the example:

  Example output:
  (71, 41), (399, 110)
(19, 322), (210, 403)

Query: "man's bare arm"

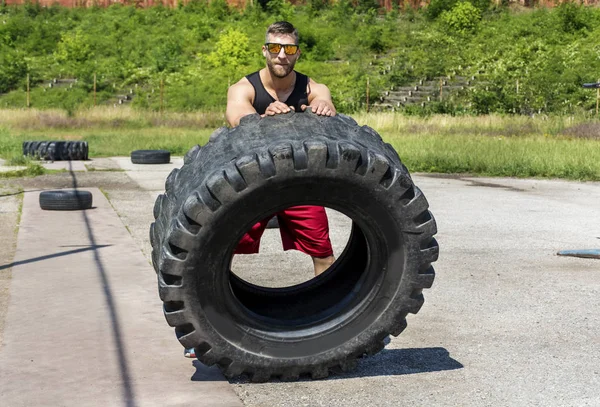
(225, 79), (258, 127)
(302, 79), (336, 116)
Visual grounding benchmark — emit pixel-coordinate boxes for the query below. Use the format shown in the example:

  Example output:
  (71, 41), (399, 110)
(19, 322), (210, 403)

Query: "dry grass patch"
(0, 107), (226, 130)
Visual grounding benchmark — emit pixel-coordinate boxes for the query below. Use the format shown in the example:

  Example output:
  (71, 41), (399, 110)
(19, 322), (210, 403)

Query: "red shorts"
(234, 205), (334, 258)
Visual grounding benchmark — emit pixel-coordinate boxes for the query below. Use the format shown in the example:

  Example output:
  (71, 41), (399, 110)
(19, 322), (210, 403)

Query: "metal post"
(26, 73), (30, 108)
(366, 77), (370, 113)
(160, 79), (164, 114)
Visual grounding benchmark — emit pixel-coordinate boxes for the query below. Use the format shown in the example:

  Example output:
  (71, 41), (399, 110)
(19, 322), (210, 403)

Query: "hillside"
(1, 0), (600, 115)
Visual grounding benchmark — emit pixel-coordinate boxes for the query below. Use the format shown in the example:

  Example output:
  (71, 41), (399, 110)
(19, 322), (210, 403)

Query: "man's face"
(262, 34), (300, 79)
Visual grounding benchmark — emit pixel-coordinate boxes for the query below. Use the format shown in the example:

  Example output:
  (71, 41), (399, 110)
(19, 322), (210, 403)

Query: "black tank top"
(246, 71), (309, 114)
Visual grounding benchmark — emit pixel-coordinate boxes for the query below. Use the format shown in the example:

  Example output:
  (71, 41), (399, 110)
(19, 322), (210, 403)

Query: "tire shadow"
(331, 347), (463, 380)
(223, 347), (463, 384)
(191, 360), (236, 382)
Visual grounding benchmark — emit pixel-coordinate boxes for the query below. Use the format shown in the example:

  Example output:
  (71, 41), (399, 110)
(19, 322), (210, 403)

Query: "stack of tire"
(22, 141), (88, 161)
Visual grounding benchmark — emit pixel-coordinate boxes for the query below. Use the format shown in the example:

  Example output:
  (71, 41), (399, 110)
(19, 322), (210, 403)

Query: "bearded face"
(263, 34), (300, 79)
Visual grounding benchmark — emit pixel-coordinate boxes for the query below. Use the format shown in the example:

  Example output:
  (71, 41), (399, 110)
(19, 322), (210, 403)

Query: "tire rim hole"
(227, 205), (380, 326)
(229, 206), (352, 289)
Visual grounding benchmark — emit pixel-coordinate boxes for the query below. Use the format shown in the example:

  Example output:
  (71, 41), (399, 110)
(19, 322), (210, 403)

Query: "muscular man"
(226, 20), (336, 277)
(185, 21), (336, 359)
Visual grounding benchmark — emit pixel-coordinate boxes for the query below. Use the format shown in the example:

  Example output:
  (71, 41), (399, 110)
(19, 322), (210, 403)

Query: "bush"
(0, 46), (27, 93)
(556, 1), (590, 34)
(205, 28), (252, 70)
(440, 1), (481, 35)
(426, 0), (458, 20)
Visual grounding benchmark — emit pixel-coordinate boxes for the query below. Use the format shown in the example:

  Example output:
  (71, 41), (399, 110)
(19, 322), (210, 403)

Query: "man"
(228, 20), (337, 274)
(185, 21), (337, 359)
(226, 21), (336, 125)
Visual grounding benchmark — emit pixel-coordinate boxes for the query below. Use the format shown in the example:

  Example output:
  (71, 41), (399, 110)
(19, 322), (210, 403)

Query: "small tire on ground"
(39, 190), (93, 211)
(151, 111), (438, 382)
(131, 149), (170, 164)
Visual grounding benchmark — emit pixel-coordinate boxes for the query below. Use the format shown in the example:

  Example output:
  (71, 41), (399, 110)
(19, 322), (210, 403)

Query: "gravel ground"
(2, 160), (599, 407)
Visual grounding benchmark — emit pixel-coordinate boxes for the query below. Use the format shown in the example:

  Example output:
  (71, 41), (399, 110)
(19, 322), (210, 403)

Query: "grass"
(354, 112), (600, 180)
(0, 163), (46, 179)
(0, 108), (599, 181)
(0, 107), (217, 160)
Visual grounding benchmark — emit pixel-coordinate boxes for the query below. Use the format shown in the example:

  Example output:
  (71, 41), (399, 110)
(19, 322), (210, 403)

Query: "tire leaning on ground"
(130, 149), (171, 164)
(150, 111), (438, 382)
(39, 190), (93, 211)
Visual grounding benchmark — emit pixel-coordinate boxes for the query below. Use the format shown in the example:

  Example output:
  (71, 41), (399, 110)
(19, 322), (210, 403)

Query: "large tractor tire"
(150, 111), (438, 382)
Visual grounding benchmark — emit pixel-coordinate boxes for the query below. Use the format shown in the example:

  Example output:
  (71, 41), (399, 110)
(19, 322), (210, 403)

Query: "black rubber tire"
(22, 141), (32, 156)
(150, 111), (438, 382)
(39, 190), (93, 210)
(131, 149), (170, 164)
(23, 140), (88, 161)
(265, 216), (280, 229)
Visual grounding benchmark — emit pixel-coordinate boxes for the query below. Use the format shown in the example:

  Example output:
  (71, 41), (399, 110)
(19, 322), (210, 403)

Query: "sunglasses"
(265, 43), (299, 55)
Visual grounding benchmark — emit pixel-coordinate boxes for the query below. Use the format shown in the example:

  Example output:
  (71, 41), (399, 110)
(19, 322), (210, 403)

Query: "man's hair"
(265, 21), (299, 45)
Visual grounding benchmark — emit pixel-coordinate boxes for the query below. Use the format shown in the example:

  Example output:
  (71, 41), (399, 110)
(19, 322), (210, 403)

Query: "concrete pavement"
(0, 158), (87, 173)
(105, 156), (600, 406)
(0, 188), (243, 407)
(1, 154), (599, 406)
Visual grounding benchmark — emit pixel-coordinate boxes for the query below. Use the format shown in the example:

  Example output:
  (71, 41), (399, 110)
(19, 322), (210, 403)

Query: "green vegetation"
(0, 108), (598, 181)
(0, 107), (218, 161)
(0, 162), (45, 178)
(0, 2), (599, 115)
(0, 2), (598, 181)
(355, 112), (600, 180)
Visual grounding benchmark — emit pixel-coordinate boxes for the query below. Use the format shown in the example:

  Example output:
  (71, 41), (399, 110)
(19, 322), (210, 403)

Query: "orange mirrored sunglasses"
(265, 43), (299, 55)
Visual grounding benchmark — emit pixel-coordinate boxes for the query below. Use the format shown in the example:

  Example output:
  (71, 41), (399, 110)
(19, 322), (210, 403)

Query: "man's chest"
(265, 86), (294, 103)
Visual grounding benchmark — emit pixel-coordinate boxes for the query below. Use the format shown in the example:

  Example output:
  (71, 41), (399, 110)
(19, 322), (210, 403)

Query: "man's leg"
(234, 217), (271, 254)
(278, 206), (335, 276)
(312, 255), (335, 276)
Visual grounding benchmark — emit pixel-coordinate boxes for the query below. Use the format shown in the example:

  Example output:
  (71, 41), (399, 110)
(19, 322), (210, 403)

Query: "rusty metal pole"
(26, 73), (30, 108)
(160, 79), (164, 114)
(366, 77), (370, 113)
(93, 73), (97, 107)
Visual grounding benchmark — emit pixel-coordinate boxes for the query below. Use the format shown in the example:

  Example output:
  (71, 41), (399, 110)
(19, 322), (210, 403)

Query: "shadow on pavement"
(333, 347), (463, 379)
(191, 361), (236, 382)
(0, 244), (111, 271)
(66, 161), (138, 407)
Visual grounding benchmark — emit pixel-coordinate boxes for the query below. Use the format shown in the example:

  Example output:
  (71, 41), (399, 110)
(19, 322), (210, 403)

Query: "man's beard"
(266, 57), (296, 78)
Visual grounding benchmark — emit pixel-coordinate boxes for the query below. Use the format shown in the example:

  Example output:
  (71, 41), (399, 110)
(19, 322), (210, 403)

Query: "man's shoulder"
(229, 76), (254, 95)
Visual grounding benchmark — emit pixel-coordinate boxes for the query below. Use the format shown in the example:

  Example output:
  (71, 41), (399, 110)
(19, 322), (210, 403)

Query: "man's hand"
(263, 101), (295, 117)
(301, 100), (336, 116)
